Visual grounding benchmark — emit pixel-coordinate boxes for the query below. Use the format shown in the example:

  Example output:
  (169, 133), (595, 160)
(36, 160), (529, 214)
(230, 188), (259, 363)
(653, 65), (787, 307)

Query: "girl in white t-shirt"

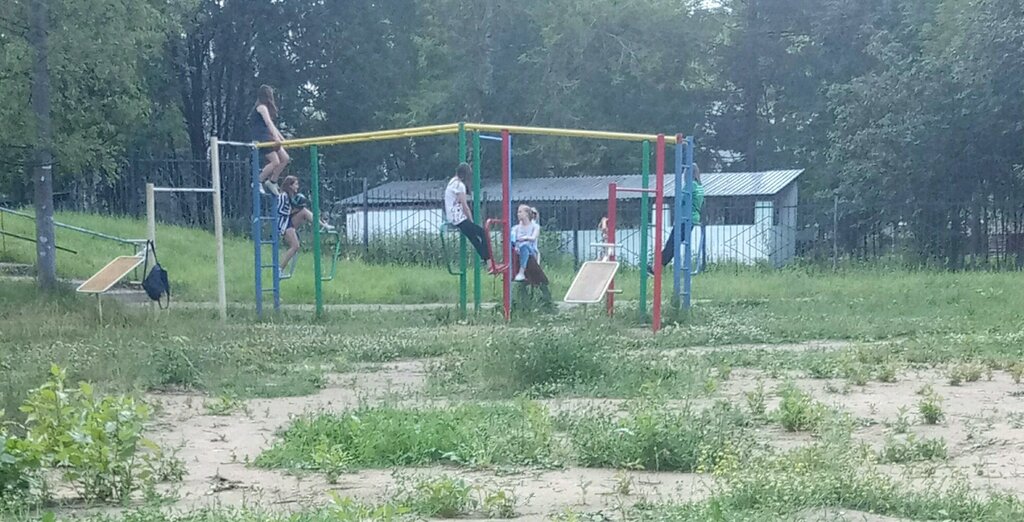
(511, 204), (541, 281)
(445, 162), (498, 272)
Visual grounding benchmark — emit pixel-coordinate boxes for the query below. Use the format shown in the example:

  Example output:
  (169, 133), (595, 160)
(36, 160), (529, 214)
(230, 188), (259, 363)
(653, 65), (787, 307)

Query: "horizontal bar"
(152, 187), (215, 193)
(464, 123), (661, 142)
(217, 140), (258, 148)
(479, 134), (502, 141)
(258, 123), (461, 149)
(616, 187), (658, 194)
(259, 122), (675, 149)
(0, 229), (78, 254)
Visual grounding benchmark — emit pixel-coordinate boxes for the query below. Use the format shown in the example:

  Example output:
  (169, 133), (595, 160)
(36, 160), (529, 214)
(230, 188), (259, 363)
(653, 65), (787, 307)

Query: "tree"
(29, 0), (56, 289)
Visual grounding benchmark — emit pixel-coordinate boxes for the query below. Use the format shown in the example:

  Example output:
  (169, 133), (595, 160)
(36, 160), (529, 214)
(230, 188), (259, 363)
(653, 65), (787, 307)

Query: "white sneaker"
(258, 182), (266, 195)
(320, 221), (336, 233)
(514, 272), (525, 282)
(264, 180), (280, 195)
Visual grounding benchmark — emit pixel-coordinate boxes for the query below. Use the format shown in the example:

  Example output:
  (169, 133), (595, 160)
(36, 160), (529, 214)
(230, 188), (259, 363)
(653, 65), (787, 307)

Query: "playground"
(4, 120), (1024, 521)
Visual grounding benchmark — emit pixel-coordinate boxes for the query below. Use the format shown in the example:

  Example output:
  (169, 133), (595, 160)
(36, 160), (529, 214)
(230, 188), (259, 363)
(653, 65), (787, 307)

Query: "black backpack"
(142, 240), (170, 308)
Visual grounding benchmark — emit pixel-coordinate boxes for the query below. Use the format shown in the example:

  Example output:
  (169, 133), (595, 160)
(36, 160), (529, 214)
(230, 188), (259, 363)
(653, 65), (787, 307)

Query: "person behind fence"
(512, 204), (541, 281)
(597, 216), (611, 261)
(253, 84), (290, 196)
(650, 162), (704, 274)
(445, 162), (499, 273)
(277, 176), (333, 275)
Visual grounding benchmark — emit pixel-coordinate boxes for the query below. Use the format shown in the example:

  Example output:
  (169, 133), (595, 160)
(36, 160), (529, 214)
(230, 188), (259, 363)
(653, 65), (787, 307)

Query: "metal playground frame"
(211, 122), (698, 332)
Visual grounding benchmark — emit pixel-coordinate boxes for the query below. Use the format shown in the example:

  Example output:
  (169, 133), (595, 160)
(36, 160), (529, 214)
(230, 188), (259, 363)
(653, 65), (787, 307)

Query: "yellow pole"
(258, 122), (669, 149)
(258, 123), (460, 149)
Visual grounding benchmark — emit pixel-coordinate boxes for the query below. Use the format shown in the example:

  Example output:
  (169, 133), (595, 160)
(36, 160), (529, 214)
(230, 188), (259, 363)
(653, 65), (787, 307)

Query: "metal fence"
(328, 184), (1024, 271)
(36, 156), (1024, 271)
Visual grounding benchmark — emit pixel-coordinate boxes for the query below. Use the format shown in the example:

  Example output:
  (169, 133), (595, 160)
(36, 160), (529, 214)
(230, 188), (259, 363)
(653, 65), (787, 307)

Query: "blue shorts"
(278, 215), (294, 235)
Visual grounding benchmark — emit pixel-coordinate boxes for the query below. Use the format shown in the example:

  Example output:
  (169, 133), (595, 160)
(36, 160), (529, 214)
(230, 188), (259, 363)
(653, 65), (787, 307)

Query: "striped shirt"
(277, 193), (292, 234)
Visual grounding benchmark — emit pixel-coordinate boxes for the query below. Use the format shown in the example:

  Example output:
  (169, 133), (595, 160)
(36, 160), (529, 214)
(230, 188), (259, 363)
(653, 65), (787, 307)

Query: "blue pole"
(673, 137), (684, 308)
(272, 183), (282, 312)
(251, 148), (262, 319)
(683, 136), (695, 310)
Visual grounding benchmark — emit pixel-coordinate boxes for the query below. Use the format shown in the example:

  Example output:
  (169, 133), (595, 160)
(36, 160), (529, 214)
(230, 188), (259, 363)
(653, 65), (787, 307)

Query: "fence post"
(573, 201), (581, 270)
(362, 177), (370, 254)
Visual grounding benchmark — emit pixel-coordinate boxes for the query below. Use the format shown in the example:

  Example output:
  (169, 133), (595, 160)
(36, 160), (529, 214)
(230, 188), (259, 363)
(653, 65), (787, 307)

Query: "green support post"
(472, 131), (482, 312)
(639, 140), (650, 322)
(457, 123), (468, 318)
(311, 145), (323, 318)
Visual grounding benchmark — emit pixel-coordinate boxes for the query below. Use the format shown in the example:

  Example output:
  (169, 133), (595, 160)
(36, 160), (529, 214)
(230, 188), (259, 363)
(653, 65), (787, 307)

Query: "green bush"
(877, 434), (948, 464)
(21, 366), (175, 502)
(774, 382), (826, 432)
(0, 422), (41, 508)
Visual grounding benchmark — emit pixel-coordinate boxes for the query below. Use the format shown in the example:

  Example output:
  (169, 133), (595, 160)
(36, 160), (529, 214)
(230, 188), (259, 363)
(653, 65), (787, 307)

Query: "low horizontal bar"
(464, 123), (662, 142)
(590, 242), (620, 248)
(152, 187), (215, 193)
(479, 134), (502, 141)
(616, 187), (658, 194)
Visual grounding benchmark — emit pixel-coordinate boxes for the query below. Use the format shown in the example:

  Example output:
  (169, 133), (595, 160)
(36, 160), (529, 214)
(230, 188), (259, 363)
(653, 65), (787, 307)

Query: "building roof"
(339, 169), (804, 205)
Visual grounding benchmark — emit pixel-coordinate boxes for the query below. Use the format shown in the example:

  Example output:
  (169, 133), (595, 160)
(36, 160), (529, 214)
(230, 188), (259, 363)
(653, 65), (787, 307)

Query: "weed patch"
(255, 401), (558, 473)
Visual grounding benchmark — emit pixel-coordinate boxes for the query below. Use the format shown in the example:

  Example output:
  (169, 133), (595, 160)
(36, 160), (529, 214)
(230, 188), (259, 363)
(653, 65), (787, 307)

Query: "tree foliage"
(1, 0), (1022, 266)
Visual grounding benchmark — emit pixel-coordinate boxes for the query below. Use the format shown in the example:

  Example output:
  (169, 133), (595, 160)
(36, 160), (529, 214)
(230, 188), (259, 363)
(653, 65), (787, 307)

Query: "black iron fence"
(32, 155), (1024, 271)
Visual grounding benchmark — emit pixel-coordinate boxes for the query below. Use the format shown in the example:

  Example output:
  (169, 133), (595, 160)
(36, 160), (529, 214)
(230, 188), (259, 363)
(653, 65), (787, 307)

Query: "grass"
(430, 325), (715, 398)
(5, 211), (1024, 329)
(0, 210), (506, 304)
(0, 281), (461, 421)
(254, 401), (559, 472)
(255, 397), (755, 475)
(559, 398), (752, 472)
(5, 249), (1024, 520)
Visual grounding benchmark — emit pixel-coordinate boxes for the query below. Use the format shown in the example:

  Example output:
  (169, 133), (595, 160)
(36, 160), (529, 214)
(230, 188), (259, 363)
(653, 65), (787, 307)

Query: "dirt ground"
(136, 360), (709, 520)
(57, 342), (1024, 520)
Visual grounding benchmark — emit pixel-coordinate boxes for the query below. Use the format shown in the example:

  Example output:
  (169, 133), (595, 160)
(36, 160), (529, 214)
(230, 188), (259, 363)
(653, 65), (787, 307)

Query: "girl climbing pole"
(277, 176), (333, 276)
(253, 85), (290, 195)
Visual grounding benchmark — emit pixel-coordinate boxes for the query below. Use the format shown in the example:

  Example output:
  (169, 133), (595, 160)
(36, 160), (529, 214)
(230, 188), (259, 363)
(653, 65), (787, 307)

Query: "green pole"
(457, 123), (468, 318)
(311, 145), (323, 318)
(639, 140), (650, 323)
(472, 131), (482, 312)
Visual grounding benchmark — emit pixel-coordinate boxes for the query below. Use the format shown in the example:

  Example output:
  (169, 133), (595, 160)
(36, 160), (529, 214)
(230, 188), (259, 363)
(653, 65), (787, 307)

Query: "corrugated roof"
(338, 169), (803, 205)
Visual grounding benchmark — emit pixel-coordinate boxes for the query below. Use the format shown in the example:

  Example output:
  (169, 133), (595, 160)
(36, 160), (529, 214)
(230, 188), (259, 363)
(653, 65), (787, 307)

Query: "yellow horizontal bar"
(464, 123), (662, 142)
(309, 127), (459, 148)
(262, 122), (673, 149)
(258, 123), (460, 149)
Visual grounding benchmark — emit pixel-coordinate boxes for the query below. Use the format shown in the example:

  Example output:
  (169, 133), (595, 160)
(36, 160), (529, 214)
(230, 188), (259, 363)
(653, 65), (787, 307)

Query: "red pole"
(607, 183), (617, 317)
(501, 129), (511, 321)
(653, 134), (665, 333)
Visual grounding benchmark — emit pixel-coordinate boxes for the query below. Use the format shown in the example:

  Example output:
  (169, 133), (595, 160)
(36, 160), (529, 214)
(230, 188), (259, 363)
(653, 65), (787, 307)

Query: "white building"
(338, 170), (804, 268)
